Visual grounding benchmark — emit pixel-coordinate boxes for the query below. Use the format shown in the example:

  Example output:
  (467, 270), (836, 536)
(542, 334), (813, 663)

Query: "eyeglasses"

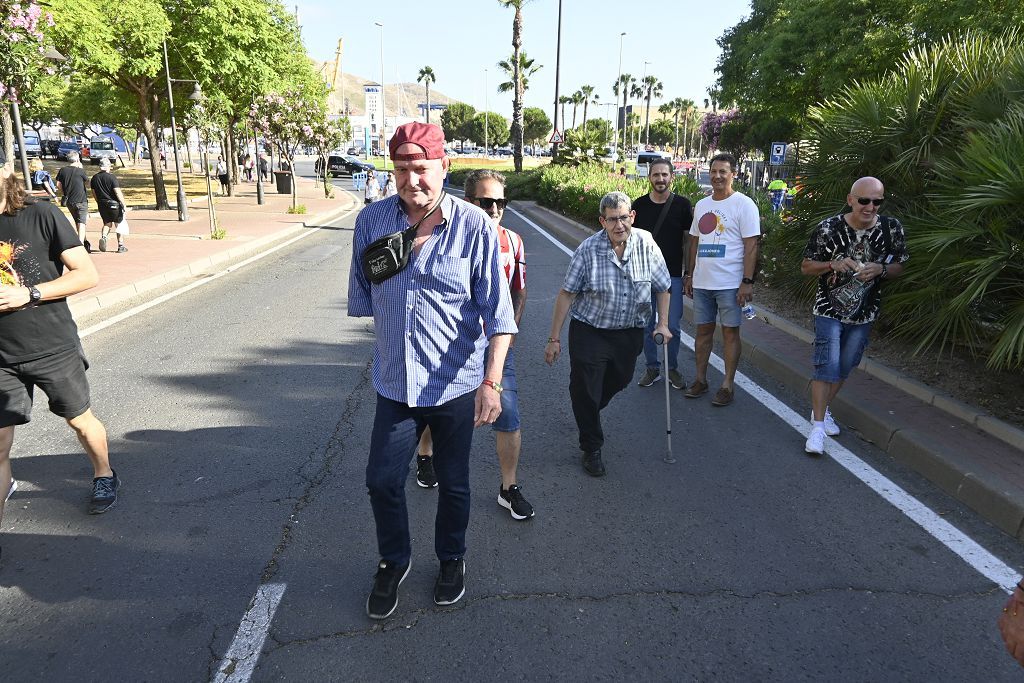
(469, 196), (508, 210)
(855, 196), (884, 206)
(602, 215), (631, 224)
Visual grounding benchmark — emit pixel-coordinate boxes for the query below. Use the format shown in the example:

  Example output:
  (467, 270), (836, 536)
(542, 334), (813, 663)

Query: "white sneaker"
(4, 478), (16, 502)
(811, 410), (841, 437)
(805, 427), (826, 455)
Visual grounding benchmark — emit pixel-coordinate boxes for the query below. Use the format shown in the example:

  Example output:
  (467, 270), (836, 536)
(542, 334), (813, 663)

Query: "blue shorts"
(812, 315), (873, 383)
(693, 288), (741, 327)
(492, 350), (520, 433)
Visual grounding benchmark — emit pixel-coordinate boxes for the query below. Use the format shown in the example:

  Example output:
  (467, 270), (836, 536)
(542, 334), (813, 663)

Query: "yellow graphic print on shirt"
(0, 241), (26, 287)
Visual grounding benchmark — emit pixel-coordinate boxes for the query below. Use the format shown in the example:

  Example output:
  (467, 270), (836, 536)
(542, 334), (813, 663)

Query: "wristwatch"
(741, 277), (755, 285)
(481, 379), (503, 394)
(27, 286), (42, 305)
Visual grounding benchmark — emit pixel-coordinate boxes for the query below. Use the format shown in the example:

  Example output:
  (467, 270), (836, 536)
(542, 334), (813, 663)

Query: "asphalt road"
(1, 168), (1022, 681)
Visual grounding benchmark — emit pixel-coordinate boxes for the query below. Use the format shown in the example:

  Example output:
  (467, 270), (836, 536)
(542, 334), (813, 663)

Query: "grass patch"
(286, 204), (307, 214)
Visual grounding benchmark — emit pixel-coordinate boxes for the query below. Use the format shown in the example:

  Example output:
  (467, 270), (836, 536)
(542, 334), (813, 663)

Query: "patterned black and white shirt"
(802, 214), (909, 324)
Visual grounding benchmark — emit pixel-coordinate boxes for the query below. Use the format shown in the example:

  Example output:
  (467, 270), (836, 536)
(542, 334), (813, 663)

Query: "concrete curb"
(515, 200), (1024, 539)
(69, 198), (356, 320)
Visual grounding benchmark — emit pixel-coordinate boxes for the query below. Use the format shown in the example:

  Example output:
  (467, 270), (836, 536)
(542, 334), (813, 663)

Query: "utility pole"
(551, 0), (563, 159)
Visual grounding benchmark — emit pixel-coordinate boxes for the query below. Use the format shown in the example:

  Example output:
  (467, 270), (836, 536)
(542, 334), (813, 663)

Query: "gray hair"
(599, 191), (631, 216)
(464, 169), (506, 197)
(66, 150), (80, 162)
(98, 157), (112, 169)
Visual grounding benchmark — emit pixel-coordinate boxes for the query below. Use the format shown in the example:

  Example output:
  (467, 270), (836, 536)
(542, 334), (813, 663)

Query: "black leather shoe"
(582, 449), (606, 477)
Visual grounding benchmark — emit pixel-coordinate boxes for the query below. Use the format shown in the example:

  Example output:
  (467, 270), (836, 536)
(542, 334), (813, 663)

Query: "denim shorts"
(812, 315), (873, 383)
(492, 350), (520, 433)
(692, 288), (742, 327)
(0, 346), (92, 427)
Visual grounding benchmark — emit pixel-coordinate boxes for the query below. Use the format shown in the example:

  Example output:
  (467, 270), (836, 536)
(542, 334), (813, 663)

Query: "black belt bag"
(360, 192), (446, 285)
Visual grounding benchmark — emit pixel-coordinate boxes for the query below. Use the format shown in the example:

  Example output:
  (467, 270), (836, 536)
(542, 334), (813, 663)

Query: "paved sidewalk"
(513, 200), (1024, 541)
(67, 174), (357, 318)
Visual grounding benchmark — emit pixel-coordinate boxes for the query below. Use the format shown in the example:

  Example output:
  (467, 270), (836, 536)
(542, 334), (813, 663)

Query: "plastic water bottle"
(741, 304), (756, 320)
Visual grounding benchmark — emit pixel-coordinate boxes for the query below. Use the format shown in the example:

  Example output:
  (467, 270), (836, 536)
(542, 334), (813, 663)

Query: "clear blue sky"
(293, 0), (751, 124)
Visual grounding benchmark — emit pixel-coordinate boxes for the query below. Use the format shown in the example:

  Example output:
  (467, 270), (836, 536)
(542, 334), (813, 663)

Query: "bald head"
(850, 176), (883, 196)
(846, 176), (885, 228)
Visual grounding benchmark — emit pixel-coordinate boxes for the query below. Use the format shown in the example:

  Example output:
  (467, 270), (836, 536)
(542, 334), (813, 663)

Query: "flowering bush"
(249, 89), (327, 208)
(1, 1), (55, 102)
(699, 109), (740, 156)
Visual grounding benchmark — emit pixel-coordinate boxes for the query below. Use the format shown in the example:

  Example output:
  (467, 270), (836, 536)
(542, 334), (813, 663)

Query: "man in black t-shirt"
(0, 156), (120, 556)
(55, 150), (91, 252)
(89, 158), (128, 253)
(632, 157), (693, 390)
(799, 176), (909, 455)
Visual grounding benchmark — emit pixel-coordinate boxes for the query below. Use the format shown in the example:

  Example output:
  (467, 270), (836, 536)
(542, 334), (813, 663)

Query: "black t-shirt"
(631, 192), (693, 276)
(55, 165), (88, 206)
(89, 171), (121, 207)
(0, 200), (83, 363)
(802, 214), (910, 324)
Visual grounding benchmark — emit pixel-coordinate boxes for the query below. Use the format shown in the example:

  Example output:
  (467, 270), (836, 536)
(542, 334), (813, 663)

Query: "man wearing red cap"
(348, 122), (517, 619)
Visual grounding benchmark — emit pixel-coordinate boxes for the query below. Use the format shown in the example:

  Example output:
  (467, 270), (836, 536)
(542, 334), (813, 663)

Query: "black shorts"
(99, 203), (123, 225)
(69, 202), (88, 226)
(0, 347), (92, 427)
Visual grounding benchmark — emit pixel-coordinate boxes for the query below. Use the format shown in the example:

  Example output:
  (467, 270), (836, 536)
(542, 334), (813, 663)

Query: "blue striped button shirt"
(563, 228), (671, 329)
(348, 194), (518, 407)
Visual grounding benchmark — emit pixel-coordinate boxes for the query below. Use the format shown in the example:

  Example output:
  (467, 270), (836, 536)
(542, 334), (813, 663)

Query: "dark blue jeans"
(366, 391), (476, 566)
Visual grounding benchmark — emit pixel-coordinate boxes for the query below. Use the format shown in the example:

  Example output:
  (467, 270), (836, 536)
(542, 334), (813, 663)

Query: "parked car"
(89, 135), (119, 164)
(13, 132), (42, 158)
(41, 139), (60, 159)
(346, 147), (358, 155)
(321, 154), (375, 177)
(57, 139), (85, 160)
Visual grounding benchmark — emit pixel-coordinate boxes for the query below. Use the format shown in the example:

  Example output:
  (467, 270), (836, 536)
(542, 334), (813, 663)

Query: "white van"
(636, 150), (672, 178)
(89, 135), (119, 164)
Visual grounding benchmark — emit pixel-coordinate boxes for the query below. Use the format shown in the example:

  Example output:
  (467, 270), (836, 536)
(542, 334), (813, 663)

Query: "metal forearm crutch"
(654, 332), (676, 464)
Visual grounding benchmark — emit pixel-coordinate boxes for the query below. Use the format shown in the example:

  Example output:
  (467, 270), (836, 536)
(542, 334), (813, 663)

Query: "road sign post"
(770, 142), (787, 166)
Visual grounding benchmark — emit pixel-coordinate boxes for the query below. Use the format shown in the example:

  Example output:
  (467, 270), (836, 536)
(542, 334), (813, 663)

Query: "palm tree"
(613, 73), (634, 152)
(570, 90), (585, 129)
(630, 81), (644, 151)
(580, 85), (596, 129)
(558, 95), (572, 132)
(417, 66), (436, 124)
(641, 75), (663, 147)
(677, 98), (695, 157)
(497, 52), (542, 93)
(658, 102), (673, 121)
(498, 0), (534, 172)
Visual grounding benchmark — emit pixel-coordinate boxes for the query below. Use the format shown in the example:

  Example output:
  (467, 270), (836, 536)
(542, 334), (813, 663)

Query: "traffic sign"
(549, 129), (564, 144)
(770, 142), (787, 165)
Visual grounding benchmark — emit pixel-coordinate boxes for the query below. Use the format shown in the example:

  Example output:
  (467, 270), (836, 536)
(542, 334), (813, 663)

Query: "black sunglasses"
(855, 196), (884, 206)
(469, 196), (508, 210)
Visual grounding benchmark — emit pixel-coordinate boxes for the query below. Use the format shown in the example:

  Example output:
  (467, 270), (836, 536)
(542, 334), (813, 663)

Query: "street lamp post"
(162, 40), (190, 222)
(612, 32), (626, 162)
(374, 22), (387, 170)
(551, 0), (563, 159)
(10, 102), (32, 192)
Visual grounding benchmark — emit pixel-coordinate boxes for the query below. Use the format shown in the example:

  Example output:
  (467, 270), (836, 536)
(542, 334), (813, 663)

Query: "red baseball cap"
(389, 122), (446, 161)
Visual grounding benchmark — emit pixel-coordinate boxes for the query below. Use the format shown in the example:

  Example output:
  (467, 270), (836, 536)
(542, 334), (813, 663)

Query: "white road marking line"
(80, 204), (358, 340)
(212, 583), (286, 683)
(515, 208), (1020, 592)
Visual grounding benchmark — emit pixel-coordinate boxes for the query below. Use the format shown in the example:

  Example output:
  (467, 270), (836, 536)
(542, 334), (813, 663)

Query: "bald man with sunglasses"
(800, 176), (909, 455)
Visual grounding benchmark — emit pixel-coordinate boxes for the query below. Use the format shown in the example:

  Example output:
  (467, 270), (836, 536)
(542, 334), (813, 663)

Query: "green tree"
(20, 74), (68, 143)
(641, 75), (663, 146)
(467, 112), (509, 148)
(522, 106), (551, 149)
(441, 102), (476, 145)
(557, 95), (571, 132)
(417, 66), (436, 124)
(580, 85), (597, 130)
(498, 0), (534, 172)
(612, 74), (635, 152)
(570, 90), (585, 129)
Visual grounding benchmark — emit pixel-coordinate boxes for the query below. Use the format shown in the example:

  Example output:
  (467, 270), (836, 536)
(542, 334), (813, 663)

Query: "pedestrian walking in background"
(633, 157), (693, 390)
(243, 154), (254, 182)
(364, 170), (380, 205)
(799, 176), (908, 455)
(416, 169), (534, 520)
(28, 159), (57, 199)
(0, 150), (120, 564)
(89, 158), (128, 253)
(683, 153), (761, 407)
(347, 122), (516, 619)
(382, 171), (397, 198)
(55, 151), (91, 252)
(258, 153), (269, 182)
(768, 177), (788, 214)
(545, 191), (672, 478)
(216, 156), (229, 196)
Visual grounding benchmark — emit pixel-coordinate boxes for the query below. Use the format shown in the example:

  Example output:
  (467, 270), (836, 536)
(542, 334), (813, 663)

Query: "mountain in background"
(315, 64), (461, 117)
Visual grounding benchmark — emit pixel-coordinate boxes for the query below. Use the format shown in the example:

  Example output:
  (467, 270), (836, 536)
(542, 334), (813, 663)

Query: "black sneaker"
(434, 558), (466, 606)
(637, 368), (660, 387)
(366, 559), (411, 620)
(582, 450), (606, 477)
(498, 485), (535, 520)
(88, 470), (120, 514)
(416, 455), (438, 488)
(83, 240), (92, 253)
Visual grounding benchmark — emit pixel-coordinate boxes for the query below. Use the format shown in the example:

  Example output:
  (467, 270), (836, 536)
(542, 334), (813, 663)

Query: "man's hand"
(683, 277), (693, 298)
(544, 340), (561, 365)
(652, 323), (672, 344)
(474, 383), (503, 427)
(999, 586), (1024, 667)
(0, 285), (31, 312)
(737, 282), (754, 306)
(856, 262), (885, 282)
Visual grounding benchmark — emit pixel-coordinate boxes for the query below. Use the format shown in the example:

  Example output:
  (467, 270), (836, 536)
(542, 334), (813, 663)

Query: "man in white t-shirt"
(683, 153), (760, 407)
